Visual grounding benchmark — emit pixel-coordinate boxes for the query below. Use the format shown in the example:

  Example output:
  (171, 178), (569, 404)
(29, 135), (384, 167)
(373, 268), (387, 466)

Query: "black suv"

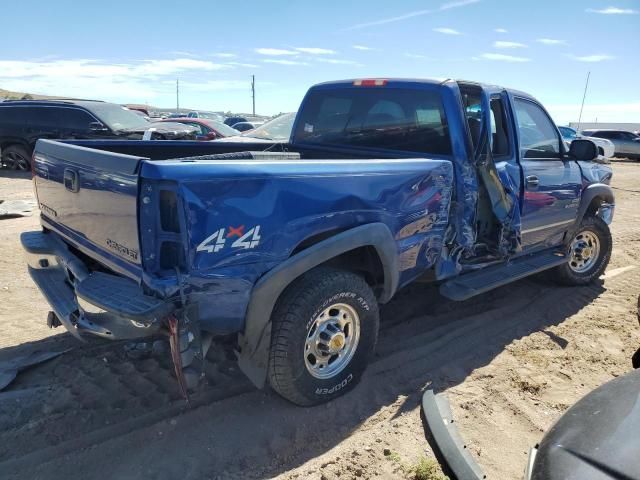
(0, 100), (196, 170)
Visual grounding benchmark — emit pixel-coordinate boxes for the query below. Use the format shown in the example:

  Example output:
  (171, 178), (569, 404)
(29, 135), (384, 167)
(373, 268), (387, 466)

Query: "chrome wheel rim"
(304, 303), (360, 379)
(569, 230), (600, 273)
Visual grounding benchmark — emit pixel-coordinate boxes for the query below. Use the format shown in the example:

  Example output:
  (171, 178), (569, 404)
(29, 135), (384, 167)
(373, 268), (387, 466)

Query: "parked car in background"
(224, 116), (247, 126)
(167, 112), (186, 119)
(187, 111), (225, 122)
(131, 121), (198, 140)
(0, 100), (197, 169)
(231, 121), (259, 132)
(216, 112), (295, 143)
(160, 118), (239, 140)
(558, 126), (614, 158)
(581, 129), (640, 160)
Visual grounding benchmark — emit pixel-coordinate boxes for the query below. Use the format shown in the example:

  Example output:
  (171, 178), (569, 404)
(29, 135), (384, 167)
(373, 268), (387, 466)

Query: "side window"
(57, 108), (95, 130)
(513, 98), (561, 159)
(188, 123), (206, 135)
(490, 97), (510, 157)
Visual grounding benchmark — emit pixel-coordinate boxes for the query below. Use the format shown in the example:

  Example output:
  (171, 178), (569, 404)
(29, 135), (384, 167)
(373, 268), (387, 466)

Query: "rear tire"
(268, 267), (379, 406)
(1, 144), (31, 170)
(554, 216), (611, 286)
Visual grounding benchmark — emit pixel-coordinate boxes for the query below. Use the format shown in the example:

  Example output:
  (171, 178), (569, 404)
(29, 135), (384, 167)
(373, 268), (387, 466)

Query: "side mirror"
(569, 139), (598, 161)
(205, 132), (218, 140)
(633, 137), (640, 142)
(89, 121), (108, 132)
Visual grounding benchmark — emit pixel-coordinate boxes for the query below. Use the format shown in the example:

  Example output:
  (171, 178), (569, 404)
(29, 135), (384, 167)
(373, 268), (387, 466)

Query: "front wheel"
(268, 267), (379, 406)
(554, 216), (612, 286)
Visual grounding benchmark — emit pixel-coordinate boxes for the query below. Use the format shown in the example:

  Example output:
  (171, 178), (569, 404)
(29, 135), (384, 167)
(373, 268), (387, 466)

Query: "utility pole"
(251, 75), (255, 116)
(176, 78), (180, 113)
(576, 71), (590, 132)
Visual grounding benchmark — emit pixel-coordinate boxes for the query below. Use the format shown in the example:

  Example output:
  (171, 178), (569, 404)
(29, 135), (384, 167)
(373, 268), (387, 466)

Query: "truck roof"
(0, 99), (105, 107)
(309, 78), (536, 100)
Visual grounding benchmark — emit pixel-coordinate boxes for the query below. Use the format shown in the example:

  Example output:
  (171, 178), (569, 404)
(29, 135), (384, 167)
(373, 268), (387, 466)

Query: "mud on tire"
(554, 215), (612, 286)
(268, 267), (379, 406)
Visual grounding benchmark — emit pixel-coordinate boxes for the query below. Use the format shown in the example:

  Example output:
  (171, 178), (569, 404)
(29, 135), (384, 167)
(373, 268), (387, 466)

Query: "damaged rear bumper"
(21, 230), (174, 341)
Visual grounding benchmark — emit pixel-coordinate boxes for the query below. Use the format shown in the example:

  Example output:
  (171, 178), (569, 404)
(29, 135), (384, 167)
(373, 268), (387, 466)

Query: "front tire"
(268, 267), (379, 406)
(554, 216), (612, 286)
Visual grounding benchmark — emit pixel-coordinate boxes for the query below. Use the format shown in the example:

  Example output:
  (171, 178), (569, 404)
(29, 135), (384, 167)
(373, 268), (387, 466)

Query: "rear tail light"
(353, 79), (388, 87)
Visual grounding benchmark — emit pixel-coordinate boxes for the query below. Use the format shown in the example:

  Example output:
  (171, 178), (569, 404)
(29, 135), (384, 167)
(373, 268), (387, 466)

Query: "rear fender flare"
(237, 223), (399, 388)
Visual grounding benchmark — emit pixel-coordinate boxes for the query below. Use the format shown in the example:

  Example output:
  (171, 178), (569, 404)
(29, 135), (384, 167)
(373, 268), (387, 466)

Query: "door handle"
(525, 175), (539, 187)
(63, 168), (79, 192)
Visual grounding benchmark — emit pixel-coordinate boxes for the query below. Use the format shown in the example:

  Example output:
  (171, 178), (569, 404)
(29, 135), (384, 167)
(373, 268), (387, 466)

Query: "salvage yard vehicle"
(22, 78), (614, 406)
(581, 129), (640, 160)
(0, 100), (195, 170)
(558, 126), (614, 158)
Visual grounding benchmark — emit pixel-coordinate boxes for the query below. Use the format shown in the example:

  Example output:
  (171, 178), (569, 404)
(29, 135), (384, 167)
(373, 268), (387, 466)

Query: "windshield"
(242, 112), (296, 140)
(85, 103), (150, 131)
(559, 126), (577, 140)
(208, 120), (240, 136)
(293, 87), (451, 155)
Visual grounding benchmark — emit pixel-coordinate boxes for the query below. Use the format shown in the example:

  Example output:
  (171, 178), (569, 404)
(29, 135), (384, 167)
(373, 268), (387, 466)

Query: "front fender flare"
(237, 223), (399, 388)
(577, 183), (615, 225)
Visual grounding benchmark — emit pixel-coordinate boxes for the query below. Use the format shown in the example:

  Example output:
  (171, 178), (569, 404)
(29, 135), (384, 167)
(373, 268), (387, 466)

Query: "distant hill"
(0, 88), (59, 100)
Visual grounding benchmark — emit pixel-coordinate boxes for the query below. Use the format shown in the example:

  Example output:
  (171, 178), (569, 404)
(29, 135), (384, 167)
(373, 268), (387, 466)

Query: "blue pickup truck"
(22, 78), (614, 405)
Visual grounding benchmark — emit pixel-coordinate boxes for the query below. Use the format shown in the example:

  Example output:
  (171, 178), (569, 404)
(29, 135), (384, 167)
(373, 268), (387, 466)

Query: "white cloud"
(352, 45), (373, 51)
(440, 0), (480, 10)
(254, 48), (298, 56)
(568, 54), (614, 62)
(536, 38), (567, 45)
(494, 28), (508, 33)
(0, 58), (235, 102)
(493, 41), (527, 49)
(168, 51), (200, 58)
(344, 0), (479, 30)
(315, 58), (363, 66)
(0, 58), (229, 80)
(433, 27), (462, 35)
(262, 59), (309, 66)
(226, 62), (259, 68)
(295, 47), (336, 55)
(586, 6), (638, 14)
(210, 53), (237, 58)
(480, 53), (531, 62)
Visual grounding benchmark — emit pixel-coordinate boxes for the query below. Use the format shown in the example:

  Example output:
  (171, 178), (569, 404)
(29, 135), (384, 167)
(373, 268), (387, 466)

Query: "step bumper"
(21, 231), (173, 340)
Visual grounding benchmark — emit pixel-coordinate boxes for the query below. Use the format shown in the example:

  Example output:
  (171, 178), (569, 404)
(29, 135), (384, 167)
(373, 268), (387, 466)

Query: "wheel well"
(585, 196), (604, 217)
(597, 146), (604, 156)
(291, 231), (385, 294)
(0, 141), (31, 153)
(322, 246), (385, 293)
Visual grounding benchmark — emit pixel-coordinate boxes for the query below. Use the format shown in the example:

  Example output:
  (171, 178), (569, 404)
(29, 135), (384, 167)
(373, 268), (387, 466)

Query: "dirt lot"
(0, 163), (639, 480)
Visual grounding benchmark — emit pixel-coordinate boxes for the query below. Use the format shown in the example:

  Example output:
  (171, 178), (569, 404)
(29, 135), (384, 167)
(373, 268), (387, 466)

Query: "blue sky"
(0, 0), (638, 123)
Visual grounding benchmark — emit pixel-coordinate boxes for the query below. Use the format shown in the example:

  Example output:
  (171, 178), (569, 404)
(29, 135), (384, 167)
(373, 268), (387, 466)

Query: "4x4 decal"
(196, 225), (261, 253)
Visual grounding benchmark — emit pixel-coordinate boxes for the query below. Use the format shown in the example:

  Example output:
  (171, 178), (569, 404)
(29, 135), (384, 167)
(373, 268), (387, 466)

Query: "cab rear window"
(294, 87), (451, 156)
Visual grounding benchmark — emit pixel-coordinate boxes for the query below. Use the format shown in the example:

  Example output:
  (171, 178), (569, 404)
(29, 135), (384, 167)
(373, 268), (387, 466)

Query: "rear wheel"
(1, 145), (31, 170)
(268, 267), (379, 406)
(554, 216), (612, 285)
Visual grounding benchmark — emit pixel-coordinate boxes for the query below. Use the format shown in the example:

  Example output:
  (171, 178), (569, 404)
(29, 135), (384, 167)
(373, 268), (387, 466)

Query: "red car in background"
(160, 118), (240, 140)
